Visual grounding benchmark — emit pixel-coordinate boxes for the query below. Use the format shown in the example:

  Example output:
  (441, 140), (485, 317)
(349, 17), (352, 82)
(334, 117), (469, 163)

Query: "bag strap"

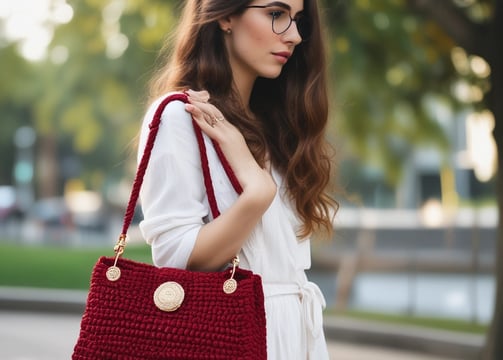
(193, 119), (243, 218)
(119, 92), (242, 243)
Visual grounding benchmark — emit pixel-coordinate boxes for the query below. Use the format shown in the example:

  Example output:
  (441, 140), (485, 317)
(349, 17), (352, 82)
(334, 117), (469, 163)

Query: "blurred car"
(23, 197), (74, 243)
(65, 190), (109, 232)
(28, 197), (74, 228)
(0, 186), (23, 222)
(22, 192), (112, 244)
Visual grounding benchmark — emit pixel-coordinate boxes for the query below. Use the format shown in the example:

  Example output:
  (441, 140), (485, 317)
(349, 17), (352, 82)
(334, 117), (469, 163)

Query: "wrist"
(239, 169), (277, 210)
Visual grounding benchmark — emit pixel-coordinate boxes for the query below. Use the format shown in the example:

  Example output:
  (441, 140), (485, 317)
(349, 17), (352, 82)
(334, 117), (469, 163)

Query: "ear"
(218, 17), (232, 33)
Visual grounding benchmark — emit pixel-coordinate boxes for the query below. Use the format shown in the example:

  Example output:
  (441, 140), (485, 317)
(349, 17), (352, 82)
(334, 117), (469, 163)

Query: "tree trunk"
(484, 110), (503, 360)
(482, 2), (503, 358)
(36, 134), (59, 198)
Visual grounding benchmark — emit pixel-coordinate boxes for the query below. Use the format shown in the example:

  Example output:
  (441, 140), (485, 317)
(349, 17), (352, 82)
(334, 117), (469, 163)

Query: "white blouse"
(138, 95), (329, 359)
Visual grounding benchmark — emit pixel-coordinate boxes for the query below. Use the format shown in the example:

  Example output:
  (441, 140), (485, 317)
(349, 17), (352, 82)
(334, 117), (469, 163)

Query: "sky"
(0, 0), (73, 61)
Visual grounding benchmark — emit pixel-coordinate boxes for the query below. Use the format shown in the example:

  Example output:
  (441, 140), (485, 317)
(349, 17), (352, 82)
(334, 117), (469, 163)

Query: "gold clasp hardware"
(106, 234), (127, 282)
(114, 234), (127, 256)
(223, 256), (239, 294)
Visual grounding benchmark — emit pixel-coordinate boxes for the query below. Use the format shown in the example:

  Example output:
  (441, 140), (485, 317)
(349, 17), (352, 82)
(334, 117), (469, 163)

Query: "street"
(0, 310), (452, 360)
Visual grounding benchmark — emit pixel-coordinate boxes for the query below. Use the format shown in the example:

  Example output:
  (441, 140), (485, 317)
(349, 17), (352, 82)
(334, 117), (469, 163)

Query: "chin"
(259, 68), (283, 79)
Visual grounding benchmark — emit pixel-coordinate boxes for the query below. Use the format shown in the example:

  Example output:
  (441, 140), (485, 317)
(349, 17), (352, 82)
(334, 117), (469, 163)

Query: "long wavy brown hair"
(148, 0), (338, 239)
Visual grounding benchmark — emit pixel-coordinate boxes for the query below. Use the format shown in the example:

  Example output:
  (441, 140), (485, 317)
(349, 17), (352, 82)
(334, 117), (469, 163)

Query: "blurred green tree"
(326, 0), (455, 188)
(0, 0), (180, 196)
(0, 45), (38, 185)
(32, 0), (180, 196)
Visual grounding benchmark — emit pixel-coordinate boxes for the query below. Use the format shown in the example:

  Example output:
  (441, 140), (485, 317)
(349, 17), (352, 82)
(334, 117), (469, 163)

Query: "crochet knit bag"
(72, 93), (267, 360)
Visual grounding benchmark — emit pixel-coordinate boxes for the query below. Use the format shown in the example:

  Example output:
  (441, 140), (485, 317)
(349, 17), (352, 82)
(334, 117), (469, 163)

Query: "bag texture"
(72, 257), (266, 360)
(72, 93), (267, 359)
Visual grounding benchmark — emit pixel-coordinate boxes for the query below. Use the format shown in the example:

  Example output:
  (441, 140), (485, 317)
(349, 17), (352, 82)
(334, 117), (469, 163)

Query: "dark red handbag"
(72, 93), (267, 360)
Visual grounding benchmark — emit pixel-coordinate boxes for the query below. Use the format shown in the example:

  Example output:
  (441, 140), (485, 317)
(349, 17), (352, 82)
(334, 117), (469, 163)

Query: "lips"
(272, 51), (291, 60)
(272, 51), (291, 64)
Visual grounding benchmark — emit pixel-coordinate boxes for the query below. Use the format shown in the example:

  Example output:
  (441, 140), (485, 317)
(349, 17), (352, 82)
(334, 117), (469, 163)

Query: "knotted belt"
(263, 281), (326, 348)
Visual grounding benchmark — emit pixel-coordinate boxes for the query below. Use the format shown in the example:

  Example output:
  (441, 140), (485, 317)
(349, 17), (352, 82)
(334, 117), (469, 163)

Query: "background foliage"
(0, 0), (491, 197)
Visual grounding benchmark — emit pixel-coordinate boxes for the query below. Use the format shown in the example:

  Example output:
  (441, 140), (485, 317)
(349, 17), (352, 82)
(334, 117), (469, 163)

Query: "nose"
(282, 21), (302, 45)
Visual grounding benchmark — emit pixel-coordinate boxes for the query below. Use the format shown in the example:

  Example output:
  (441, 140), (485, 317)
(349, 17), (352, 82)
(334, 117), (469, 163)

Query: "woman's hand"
(184, 89), (276, 204)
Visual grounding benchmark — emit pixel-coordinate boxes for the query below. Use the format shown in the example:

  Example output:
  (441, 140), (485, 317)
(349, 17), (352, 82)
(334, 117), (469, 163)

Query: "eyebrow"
(252, 1), (304, 16)
(262, 2), (291, 10)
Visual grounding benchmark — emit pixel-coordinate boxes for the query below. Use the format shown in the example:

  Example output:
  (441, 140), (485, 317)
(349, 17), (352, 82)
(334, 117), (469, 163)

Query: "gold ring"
(216, 116), (225, 122)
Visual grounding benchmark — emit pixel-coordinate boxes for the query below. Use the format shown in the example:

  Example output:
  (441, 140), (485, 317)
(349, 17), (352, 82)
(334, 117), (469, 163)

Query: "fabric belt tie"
(263, 281), (326, 345)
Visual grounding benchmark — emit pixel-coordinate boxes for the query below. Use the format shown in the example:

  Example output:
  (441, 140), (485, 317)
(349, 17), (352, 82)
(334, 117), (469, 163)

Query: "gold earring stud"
(226, 29), (232, 34)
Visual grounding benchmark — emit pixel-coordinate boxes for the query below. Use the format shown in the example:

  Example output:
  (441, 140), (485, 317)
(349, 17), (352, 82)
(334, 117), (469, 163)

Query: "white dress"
(138, 95), (330, 360)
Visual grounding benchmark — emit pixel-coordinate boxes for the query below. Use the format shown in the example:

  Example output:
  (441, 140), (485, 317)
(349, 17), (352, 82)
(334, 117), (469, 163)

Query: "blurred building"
(342, 108), (496, 211)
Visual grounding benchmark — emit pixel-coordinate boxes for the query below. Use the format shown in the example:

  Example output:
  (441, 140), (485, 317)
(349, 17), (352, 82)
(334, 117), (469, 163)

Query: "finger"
(205, 114), (218, 128)
(185, 104), (216, 128)
(186, 89), (210, 103)
(185, 100), (226, 126)
(206, 114), (226, 128)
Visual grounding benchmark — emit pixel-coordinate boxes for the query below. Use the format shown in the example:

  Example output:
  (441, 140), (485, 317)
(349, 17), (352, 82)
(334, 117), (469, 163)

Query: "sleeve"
(137, 97), (208, 269)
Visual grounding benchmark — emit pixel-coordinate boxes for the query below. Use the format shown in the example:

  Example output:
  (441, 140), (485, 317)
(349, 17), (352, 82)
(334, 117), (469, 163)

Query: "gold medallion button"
(153, 281), (185, 312)
(223, 279), (237, 294)
(106, 266), (121, 281)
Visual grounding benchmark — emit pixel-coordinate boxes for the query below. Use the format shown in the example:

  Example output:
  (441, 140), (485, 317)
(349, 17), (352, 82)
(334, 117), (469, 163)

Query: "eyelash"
(268, 10), (286, 19)
(268, 10), (305, 24)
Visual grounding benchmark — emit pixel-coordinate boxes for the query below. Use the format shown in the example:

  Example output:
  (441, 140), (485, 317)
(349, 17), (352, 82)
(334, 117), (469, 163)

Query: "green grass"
(0, 242), (490, 335)
(0, 242), (152, 289)
(330, 309), (488, 335)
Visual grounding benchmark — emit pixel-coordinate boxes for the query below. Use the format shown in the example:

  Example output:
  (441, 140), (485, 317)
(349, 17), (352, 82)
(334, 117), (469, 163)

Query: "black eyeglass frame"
(244, 4), (306, 37)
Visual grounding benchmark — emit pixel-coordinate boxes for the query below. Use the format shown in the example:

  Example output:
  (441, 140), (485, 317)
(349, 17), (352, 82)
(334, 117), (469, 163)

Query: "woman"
(138, 0), (338, 358)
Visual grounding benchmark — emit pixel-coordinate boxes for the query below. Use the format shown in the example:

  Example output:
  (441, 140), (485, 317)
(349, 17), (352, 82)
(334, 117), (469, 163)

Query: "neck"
(232, 73), (256, 109)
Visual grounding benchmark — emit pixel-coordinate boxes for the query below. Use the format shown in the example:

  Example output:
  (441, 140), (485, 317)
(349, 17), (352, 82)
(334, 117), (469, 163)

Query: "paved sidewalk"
(0, 310), (451, 360)
(327, 341), (453, 360)
(0, 286), (484, 359)
(324, 316), (483, 359)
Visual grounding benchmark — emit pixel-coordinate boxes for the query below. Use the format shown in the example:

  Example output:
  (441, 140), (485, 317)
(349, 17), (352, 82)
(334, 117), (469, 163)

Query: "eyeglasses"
(244, 4), (309, 39)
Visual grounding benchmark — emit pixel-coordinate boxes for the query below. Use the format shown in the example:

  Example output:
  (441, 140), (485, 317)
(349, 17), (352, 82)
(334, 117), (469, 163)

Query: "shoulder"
(145, 92), (191, 124)
(141, 92), (195, 138)
(139, 92), (197, 159)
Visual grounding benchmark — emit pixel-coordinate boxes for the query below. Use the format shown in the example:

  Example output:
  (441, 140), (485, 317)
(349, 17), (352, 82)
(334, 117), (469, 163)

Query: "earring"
(226, 28), (232, 34)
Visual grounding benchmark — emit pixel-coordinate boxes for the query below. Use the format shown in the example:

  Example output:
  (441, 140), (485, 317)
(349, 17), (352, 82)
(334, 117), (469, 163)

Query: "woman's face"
(222, 0), (304, 84)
